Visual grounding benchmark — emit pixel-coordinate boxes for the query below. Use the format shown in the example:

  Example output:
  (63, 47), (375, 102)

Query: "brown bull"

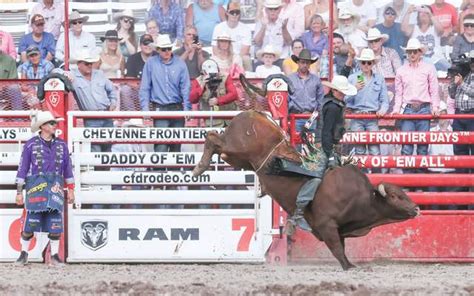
(193, 111), (420, 270)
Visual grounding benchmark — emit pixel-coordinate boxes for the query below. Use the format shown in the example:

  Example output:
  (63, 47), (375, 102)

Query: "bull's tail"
(192, 132), (223, 177)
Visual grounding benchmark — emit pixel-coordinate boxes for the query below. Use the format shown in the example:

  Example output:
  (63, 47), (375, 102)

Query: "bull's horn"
(378, 183), (387, 197)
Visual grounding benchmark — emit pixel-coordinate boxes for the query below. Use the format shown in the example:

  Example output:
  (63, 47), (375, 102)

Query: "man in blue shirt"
(18, 46), (54, 79)
(148, 0), (184, 44)
(139, 34), (191, 153)
(375, 6), (407, 60)
(19, 14), (56, 63)
(287, 49), (324, 134)
(346, 48), (389, 172)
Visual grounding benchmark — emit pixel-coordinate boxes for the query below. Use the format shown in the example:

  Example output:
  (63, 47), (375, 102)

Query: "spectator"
(98, 30), (125, 79)
(430, 0), (458, 45)
(31, 0), (64, 40)
(125, 34), (156, 79)
(282, 39), (317, 75)
(460, 0), (474, 33)
(19, 14), (55, 63)
(185, 0), (226, 46)
(148, 0), (184, 44)
(56, 11), (96, 67)
(287, 49), (323, 133)
(448, 50), (473, 179)
(301, 14), (329, 59)
(334, 8), (367, 54)
(401, 5), (450, 72)
(346, 48), (389, 173)
(343, 0), (377, 33)
(375, 6), (407, 60)
(332, 32), (356, 77)
(279, 0), (305, 41)
(427, 101), (456, 209)
(304, 0), (338, 30)
(365, 28), (402, 78)
(139, 34), (191, 153)
(174, 26), (209, 79)
(211, 31), (243, 77)
(59, 50), (117, 152)
(212, 2), (252, 71)
(378, 0), (413, 23)
(146, 19), (160, 43)
(254, 0), (292, 61)
(255, 45), (282, 78)
(0, 50), (17, 79)
(452, 14), (474, 60)
(394, 38), (440, 171)
(0, 30), (17, 60)
(190, 59), (238, 122)
(18, 46), (54, 79)
(114, 10), (138, 59)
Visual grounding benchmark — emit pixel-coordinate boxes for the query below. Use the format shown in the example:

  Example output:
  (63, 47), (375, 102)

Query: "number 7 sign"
(232, 218), (255, 252)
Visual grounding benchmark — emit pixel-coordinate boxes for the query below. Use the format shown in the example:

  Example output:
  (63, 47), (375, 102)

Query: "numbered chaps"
(193, 111), (420, 270)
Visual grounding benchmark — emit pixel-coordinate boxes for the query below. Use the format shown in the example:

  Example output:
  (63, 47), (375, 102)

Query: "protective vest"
(314, 95), (346, 145)
(197, 74), (238, 127)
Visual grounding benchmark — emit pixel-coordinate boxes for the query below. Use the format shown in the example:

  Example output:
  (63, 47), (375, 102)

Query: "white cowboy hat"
(30, 111), (64, 133)
(256, 44), (281, 60)
(356, 48), (376, 61)
(364, 28), (389, 42)
(214, 31), (233, 42)
(401, 38), (425, 52)
(264, 0), (282, 9)
(113, 9), (136, 22)
(75, 49), (100, 63)
(123, 118), (145, 128)
(68, 11), (89, 23)
(154, 34), (173, 48)
(338, 8), (360, 21)
(463, 17), (474, 25)
(322, 75), (357, 96)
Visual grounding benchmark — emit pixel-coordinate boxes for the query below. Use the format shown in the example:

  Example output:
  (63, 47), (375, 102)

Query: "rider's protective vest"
(314, 95), (346, 146)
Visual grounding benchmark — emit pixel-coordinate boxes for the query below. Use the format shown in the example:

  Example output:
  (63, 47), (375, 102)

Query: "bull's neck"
(256, 172), (308, 214)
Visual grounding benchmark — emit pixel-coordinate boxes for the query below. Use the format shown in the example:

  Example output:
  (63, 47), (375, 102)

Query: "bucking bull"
(193, 111), (420, 270)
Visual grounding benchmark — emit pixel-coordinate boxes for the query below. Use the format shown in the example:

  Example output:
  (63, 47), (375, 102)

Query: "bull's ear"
(377, 183), (387, 197)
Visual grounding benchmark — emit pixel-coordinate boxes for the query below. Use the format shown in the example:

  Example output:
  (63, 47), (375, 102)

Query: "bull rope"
(254, 138), (286, 173)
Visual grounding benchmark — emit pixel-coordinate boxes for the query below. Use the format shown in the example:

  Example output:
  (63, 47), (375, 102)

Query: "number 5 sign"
(232, 218), (255, 252)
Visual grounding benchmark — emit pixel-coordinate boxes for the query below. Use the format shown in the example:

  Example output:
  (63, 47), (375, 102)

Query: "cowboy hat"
(291, 49), (318, 64)
(338, 8), (360, 22)
(123, 118), (145, 128)
(100, 30), (123, 42)
(153, 34), (173, 48)
(75, 49), (100, 63)
(264, 0), (282, 9)
(68, 11), (89, 23)
(213, 31), (234, 42)
(256, 44), (281, 60)
(356, 48), (376, 61)
(30, 111), (64, 133)
(364, 28), (389, 42)
(401, 38), (425, 52)
(322, 75), (357, 96)
(113, 9), (136, 22)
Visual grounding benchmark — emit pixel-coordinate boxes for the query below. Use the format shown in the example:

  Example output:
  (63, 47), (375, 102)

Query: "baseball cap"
(31, 14), (45, 26)
(26, 45), (40, 56)
(140, 34), (154, 45)
(227, 2), (241, 11)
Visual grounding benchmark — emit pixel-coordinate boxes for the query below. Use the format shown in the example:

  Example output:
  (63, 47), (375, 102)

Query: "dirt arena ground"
(1, 262), (473, 295)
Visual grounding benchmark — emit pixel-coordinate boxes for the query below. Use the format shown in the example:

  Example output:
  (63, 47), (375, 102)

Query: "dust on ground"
(1, 262), (473, 295)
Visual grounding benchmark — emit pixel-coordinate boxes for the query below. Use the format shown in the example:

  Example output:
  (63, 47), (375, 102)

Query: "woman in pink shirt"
(0, 31), (17, 60)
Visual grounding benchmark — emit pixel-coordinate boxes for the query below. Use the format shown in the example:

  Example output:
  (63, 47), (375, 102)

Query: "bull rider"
(287, 75), (357, 233)
(15, 111), (75, 265)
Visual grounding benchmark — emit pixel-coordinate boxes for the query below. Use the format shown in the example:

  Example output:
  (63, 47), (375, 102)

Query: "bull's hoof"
(284, 221), (296, 236)
(342, 263), (357, 271)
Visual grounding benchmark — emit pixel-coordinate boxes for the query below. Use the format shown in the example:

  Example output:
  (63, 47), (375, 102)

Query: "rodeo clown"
(15, 111), (75, 265)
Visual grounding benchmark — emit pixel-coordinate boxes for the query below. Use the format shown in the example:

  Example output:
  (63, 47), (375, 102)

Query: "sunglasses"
(406, 50), (420, 55)
(35, 22), (45, 27)
(160, 47), (172, 52)
(369, 39), (381, 44)
(385, 11), (396, 16)
(82, 61), (93, 66)
(72, 20), (83, 25)
(46, 121), (58, 126)
(361, 61), (373, 65)
(122, 18), (134, 24)
(267, 7), (279, 11)
(228, 10), (240, 16)
(464, 23), (474, 28)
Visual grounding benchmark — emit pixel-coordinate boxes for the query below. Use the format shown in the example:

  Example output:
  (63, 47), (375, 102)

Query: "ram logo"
(81, 220), (108, 251)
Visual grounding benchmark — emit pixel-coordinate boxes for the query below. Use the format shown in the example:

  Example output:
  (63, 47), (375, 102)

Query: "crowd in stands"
(0, 0), (472, 196)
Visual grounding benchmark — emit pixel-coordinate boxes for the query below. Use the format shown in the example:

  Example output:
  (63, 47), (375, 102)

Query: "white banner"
(0, 128), (32, 142)
(0, 152), (20, 165)
(68, 197), (273, 262)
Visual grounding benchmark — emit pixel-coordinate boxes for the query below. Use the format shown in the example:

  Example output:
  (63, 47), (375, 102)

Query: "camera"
(448, 53), (472, 79)
(193, 35), (199, 44)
